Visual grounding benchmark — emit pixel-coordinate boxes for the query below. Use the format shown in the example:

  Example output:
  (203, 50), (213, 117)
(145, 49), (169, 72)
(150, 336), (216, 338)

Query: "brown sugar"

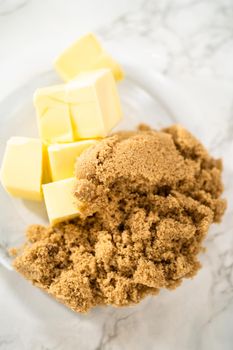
(12, 125), (226, 313)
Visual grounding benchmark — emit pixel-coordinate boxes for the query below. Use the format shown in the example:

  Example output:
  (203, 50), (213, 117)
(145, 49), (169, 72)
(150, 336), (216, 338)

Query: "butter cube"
(54, 33), (124, 81)
(42, 144), (52, 184)
(48, 140), (98, 181)
(92, 53), (124, 81)
(0, 137), (44, 201)
(34, 86), (74, 143)
(34, 69), (122, 141)
(43, 178), (79, 225)
(68, 69), (122, 139)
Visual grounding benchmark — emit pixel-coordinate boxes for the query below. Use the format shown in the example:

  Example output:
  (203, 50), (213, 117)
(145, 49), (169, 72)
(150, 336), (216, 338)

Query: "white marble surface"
(1, 0), (233, 349)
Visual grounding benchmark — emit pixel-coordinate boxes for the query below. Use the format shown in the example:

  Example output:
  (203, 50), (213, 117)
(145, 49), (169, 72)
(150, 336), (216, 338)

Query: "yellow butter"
(34, 87), (74, 144)
(42, 144), (52, 184)
(43, 178), (79, 225)
(34, 69), (122, 141)
(69, 69), (122, 139)
(0, 137), (44, 201)
(54, 33), (124, 82)
(92, 53), (124, 81)
(48, 140), (98, 181)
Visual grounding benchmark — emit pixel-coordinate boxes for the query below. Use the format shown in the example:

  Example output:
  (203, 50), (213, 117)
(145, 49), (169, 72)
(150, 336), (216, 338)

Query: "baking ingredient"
(34, 69), (122, 142)
(54, 33), (124, 81)
(42, 178), (79, 224)
(34, 85), (74, 143)
(48, 140), (98, 181)
(12, 125), (226, 312)
(0, 137), (45, 201)
(68, 69), (122, 139)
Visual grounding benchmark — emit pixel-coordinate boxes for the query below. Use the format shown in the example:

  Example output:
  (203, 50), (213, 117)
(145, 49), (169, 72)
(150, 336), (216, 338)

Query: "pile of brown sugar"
(12, 125), (226, 313)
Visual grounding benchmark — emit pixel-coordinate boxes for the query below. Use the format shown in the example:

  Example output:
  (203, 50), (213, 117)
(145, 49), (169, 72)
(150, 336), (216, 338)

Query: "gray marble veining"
(0, 0), (29, 15)
(98, 0), (233, 80)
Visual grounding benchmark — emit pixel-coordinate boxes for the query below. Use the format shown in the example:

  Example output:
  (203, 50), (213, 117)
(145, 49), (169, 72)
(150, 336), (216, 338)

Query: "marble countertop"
(0, 0), (233, 349)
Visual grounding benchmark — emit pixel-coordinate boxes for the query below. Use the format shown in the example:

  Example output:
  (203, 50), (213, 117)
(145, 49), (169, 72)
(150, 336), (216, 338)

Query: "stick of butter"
(34, 69), (122, 142)
(48, 140), (98, 181)
(0, 137), (45, 201)
(54, 33), (124, 82)
(43, 178), (79, 225)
